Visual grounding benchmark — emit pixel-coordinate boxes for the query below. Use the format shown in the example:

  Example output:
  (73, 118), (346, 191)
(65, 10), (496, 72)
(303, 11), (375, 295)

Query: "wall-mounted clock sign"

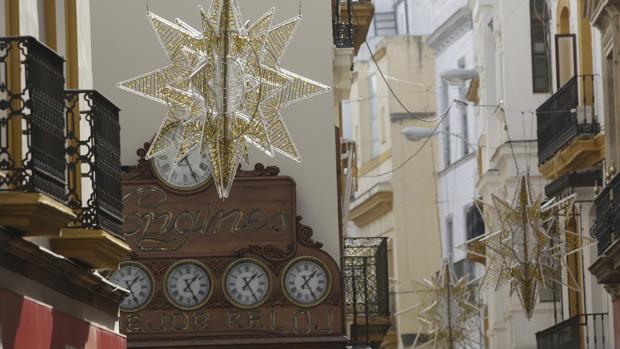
(151, 147), (212, 192)
(164, 260), (213, 310)
(223, 258), (272, 309)
(108, 261), (154, 312)
(282, 257), (332, 307)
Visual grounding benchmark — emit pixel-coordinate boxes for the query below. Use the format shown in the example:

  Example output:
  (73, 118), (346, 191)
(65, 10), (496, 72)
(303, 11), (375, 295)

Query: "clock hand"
(126, 275), (140, 291)
(241, 273), (258, 290)
(124, 279), (139, 303)
(183, 274), (199, 292)
(183, 157), (199, 183)
(241, 273), (260, 301)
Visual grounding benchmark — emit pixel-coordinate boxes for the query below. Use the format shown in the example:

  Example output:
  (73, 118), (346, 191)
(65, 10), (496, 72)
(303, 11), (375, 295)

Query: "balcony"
(348, 182), (393, 227)
(0, 36), (76, 236)
(51, 90), (129, 270)
(344, 237), (391, 348)
(465, 203), (485, 264)
(536, 313), (609, 349)
(332, 0), (375, 55)
(590, 174), (620, 284)
(537, 75), (604, 179)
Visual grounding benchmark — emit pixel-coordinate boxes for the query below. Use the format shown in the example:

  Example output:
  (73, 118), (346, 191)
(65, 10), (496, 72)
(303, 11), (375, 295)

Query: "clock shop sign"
(122, 178), (297, 258)
(122, 307), (335, 336)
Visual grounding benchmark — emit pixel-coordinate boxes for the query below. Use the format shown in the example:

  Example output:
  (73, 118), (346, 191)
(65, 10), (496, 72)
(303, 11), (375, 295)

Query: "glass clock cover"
(223, 259), (271, 309)
(164, 260), (213, 310)
(283, 258), (330, 307)
(108, 262), (154, 312)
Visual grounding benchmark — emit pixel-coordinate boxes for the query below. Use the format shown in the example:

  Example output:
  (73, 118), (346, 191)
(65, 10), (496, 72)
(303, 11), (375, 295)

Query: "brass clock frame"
(163, 259), (215, 311)
(222, 258), (274, 310)
(151, 153), (213, 194)
(113, 261), (156, 313)
(281, 256), (332, 308)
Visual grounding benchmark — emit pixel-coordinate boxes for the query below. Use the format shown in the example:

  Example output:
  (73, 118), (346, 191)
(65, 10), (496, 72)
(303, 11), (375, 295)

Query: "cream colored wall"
(349, 35), (440, 340)
(387, 36), (441, 336)
(90, 0), (340, 261)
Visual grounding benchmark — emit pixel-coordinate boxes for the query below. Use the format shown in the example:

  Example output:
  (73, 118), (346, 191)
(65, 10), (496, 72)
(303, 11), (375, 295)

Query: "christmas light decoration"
(462, 176), (596, 319)
(411, 261), (482, 349)
(119, 0), (329, 198)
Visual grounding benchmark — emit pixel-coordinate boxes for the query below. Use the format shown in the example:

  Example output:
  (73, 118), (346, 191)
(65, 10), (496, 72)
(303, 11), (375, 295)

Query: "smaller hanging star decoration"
(409, 260), (483, 349)
(118, 0), (329, 198)
(460, 175), (596, 319)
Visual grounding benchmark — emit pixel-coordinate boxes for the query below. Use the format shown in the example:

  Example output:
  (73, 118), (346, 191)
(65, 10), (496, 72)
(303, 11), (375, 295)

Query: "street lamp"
(401, 126), (477, 151)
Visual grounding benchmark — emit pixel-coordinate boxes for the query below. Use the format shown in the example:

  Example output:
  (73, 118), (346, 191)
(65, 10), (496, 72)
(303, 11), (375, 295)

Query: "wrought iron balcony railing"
(333, 0), (355, 48)
(344, 237), (390, 346)
(592, 173), (620, 254)
(0, 36), (67, 203)
(536, 313), (608, 349)
(65, 90), (124, 239)
(466, 203), (484, 241)
(537, 75), (600, 164)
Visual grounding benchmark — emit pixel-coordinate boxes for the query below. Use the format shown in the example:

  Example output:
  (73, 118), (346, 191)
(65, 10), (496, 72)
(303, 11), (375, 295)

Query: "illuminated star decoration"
(410, 261), (482, 349)
(462, 176), (596, 319)
(118, 0), (330, 198)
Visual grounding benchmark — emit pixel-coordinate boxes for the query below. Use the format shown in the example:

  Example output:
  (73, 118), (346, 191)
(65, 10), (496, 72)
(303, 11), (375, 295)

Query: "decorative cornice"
(390, 112), (436, 123)
(427, 7), (473, 54)
(0, 227), (127, 315)
(349, 182), (393, 227)
(359, 150), (391, 175)
(544, 169), (602, 199)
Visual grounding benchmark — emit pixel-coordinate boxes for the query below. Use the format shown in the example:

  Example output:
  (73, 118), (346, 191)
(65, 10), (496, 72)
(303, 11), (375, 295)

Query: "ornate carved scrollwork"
(237, 163), (280, 177)
(239, 244), (295, 262)
(122, 142), (155, 180)
(296, 216), (324, 249)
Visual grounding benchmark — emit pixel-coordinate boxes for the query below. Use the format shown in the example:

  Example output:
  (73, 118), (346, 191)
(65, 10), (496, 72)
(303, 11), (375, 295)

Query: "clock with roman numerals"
(108, 261), (155, 312)
(152, 146), (212, 192)
(164, 260), (213, 310)
(223, 258), (272, 309)
(282, 257), (331, 307)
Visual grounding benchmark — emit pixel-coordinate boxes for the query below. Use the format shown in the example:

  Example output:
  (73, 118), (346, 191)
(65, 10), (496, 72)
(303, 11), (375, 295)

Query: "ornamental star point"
(119, 0), (329, 198)
(459, 175), (597, 319)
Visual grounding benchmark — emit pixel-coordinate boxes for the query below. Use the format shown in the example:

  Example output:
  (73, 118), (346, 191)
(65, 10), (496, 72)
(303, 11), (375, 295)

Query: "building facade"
(427, 0), (480, 286)
(0, 1), (129, 348)
(345, 1), (443, 345)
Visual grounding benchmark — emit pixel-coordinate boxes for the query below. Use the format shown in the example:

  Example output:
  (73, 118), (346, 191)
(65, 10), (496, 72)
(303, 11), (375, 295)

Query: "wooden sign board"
(122, 176), (296, 259)
(119, 154), (346, 349)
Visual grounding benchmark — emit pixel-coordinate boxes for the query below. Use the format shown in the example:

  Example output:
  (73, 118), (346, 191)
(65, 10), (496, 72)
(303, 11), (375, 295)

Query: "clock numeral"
(162, 163), (171, 172)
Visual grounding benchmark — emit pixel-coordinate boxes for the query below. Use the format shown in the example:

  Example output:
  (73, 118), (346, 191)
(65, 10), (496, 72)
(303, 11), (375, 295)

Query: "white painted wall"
(430, 0), (478, 270)
(90, 0), (340, 261)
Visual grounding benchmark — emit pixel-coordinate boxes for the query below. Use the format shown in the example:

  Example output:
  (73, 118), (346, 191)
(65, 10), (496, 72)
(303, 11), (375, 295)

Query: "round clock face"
(108, 262), (154, 312)
(223, 259), (272, 309)
(283, 257), (331, 307)
(152, 146), (212, 192)
(164, 260), (213, 310)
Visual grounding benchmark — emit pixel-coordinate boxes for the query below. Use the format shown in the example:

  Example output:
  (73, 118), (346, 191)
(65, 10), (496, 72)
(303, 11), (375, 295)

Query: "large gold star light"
(461, 176), (596, 319)
(119, 0), (329, 198)
(410, 261), (482, 349)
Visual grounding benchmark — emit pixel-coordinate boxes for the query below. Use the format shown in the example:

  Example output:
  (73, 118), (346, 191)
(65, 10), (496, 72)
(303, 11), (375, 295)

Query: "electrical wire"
(359, 100), (455, 178)
(365, 40), (440, 122)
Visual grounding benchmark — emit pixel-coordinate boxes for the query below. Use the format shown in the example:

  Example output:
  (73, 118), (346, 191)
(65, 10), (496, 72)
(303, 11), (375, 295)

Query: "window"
(456, 57), (469, 156)
(446, 216), (454, 259)
(530, 0), (551, 93)
(443, 122), (451, 167)
(369, 74), (380, 159)
(461, 107), (469, 156)
(441, 80), (451, 167)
